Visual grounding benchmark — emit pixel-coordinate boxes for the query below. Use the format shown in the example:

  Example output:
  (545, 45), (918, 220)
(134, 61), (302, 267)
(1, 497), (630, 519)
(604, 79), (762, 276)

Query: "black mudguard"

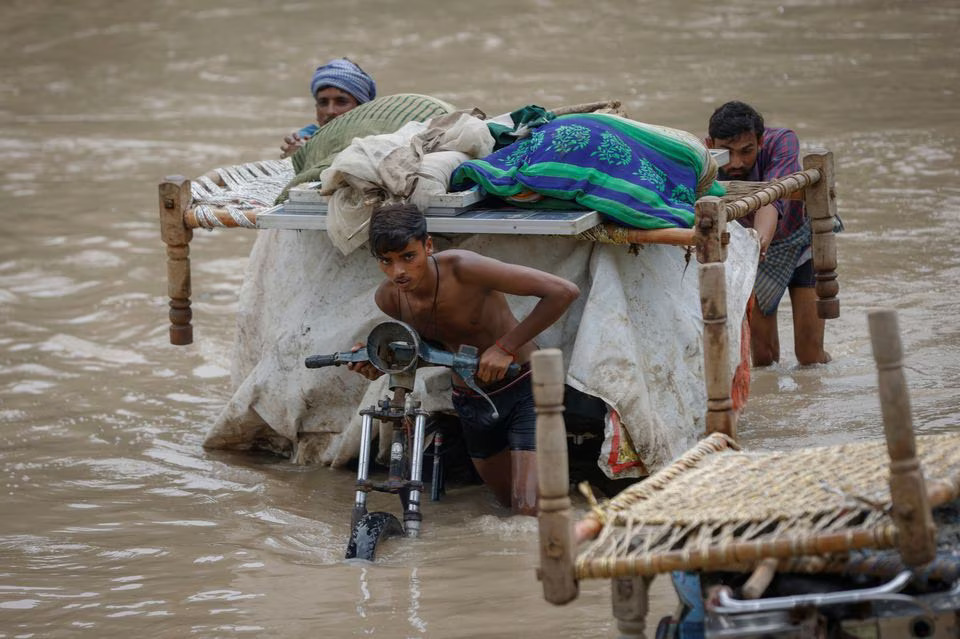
(345, 511), (404, 561)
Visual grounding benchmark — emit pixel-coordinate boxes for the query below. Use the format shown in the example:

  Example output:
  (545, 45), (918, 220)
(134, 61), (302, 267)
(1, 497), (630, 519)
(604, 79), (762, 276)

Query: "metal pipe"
(713, 571), (920, 615)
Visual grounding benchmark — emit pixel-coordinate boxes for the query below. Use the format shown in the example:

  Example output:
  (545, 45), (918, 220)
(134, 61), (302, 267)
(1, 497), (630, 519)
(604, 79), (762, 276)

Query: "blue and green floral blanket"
(451, 113), (725, 229)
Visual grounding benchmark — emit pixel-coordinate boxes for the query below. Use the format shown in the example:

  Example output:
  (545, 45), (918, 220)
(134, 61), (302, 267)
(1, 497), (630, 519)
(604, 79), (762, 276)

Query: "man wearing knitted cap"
(280, 57), (377, 158)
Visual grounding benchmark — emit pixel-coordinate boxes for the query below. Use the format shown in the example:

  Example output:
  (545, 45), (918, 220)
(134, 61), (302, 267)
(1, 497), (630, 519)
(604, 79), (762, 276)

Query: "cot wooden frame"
(158, 151), (840, 350)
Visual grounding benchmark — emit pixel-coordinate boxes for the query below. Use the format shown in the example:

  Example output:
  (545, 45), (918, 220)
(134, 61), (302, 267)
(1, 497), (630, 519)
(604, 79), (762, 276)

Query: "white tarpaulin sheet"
(204, 223), (758, 477)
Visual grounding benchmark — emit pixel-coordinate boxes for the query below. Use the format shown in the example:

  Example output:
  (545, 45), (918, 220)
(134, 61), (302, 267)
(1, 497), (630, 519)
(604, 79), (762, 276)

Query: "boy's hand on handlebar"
(477, 345), (514, 384)
(346, 342), (382, 380)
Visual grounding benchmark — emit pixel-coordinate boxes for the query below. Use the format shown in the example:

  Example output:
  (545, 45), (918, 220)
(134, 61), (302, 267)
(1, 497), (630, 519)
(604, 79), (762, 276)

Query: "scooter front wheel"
(345, 511), (404, 561)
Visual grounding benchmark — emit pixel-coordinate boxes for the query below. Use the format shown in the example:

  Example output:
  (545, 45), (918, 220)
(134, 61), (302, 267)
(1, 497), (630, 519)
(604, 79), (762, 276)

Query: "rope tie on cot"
(578, 481), (609, 526)
(191, 204), (259, 229)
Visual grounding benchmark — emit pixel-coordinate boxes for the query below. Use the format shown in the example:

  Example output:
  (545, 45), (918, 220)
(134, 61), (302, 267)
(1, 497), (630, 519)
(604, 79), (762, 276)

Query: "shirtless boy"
(348, 204), (580, 515)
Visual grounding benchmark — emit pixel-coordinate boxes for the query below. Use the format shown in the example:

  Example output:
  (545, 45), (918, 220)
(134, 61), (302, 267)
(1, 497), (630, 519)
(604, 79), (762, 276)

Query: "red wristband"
(495, 339), (518, 361)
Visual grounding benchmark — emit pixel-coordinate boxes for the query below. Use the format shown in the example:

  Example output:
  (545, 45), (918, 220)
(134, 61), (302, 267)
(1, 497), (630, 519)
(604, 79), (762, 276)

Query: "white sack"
(318, 111), (494, 256)
(319, 120), (427, 255)
(206, 223), (758, 476)
(409, 151), (471, 212)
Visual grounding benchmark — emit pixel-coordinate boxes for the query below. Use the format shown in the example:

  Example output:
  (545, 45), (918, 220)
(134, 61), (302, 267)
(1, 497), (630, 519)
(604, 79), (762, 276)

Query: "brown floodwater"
(1, 0), (958, 636)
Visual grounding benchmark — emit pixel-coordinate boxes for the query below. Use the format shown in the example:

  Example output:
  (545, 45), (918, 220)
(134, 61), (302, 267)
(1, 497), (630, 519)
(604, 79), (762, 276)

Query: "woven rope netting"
(189, 159), (295, 229)
(576, 432), (960, 579)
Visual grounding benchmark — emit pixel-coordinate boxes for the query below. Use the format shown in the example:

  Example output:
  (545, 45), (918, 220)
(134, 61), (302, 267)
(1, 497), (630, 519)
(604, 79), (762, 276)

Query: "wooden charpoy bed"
(158, 111), (866, 555)
(157, 149), (839, 351)
(527, 166), (960, 636)
(156, 109), (845, 462)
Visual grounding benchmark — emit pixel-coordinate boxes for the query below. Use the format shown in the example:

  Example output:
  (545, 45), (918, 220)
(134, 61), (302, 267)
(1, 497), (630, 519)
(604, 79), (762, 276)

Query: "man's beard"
(719, 167), (749, 180)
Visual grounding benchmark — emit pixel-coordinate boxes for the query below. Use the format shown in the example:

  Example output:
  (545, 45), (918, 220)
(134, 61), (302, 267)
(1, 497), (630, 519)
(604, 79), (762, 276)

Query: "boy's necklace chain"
(398, 255), (439, 339)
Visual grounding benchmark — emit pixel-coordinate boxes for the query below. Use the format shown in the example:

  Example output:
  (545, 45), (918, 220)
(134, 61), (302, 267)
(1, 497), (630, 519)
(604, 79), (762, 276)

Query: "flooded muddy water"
(1, 0), (958, 636)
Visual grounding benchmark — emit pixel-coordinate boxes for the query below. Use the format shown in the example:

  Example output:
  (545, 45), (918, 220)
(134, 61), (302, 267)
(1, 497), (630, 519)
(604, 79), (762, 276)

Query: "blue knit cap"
(309, 58), (376, 104)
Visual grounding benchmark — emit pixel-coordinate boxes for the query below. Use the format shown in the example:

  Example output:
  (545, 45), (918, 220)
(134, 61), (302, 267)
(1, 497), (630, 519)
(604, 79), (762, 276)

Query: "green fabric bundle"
(277, 93), (456, 203)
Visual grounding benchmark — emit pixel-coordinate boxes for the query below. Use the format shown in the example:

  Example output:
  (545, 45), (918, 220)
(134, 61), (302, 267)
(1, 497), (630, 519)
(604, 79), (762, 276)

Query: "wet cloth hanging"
(451, 113), (726, 229)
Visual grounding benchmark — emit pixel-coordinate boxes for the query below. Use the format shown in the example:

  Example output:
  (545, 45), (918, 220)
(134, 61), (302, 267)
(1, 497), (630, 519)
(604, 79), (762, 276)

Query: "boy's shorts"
(451, 366), (536, 459)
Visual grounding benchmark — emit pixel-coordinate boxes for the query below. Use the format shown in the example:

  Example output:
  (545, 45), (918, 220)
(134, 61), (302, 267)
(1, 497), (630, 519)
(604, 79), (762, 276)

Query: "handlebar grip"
(304, 354), (340, 368)
(506, 362), (521, 377)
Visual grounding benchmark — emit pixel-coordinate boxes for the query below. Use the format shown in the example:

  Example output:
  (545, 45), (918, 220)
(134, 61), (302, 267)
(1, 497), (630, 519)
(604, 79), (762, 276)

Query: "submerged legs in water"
(470, 448), (538, 516)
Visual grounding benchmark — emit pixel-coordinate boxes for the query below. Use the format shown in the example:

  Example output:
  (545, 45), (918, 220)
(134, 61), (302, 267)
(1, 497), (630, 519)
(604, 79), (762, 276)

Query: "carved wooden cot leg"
(158, 175), (193, 345)
(803, 151), (840, 320)
(532, 348), (579, 605)
(868, 309), (937, 567)
(694, 196), (736, 439)
(612, 575), (652, 639)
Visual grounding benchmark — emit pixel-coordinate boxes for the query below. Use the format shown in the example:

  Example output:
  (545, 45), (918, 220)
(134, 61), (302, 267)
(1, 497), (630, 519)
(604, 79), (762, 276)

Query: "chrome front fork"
(403, 407), (428, 538)
(351, 400), (429, 539)
(351, 412), (375, 530)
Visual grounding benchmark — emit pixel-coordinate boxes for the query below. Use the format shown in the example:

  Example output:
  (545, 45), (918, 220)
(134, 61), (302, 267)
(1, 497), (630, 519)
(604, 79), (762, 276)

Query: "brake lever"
(417, 343), (519, 419)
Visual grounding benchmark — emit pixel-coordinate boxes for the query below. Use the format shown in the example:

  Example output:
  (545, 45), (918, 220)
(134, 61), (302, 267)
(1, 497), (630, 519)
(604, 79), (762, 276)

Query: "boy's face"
(376, 237), (433, 292)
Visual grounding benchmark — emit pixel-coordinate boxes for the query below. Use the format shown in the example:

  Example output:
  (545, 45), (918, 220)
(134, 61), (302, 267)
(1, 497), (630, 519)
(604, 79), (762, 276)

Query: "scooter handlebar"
(304, 354), (340, 368)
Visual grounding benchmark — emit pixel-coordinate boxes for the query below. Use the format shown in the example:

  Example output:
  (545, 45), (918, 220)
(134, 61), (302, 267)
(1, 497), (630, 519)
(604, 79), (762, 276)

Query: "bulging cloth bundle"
(452, 113), (725, 229)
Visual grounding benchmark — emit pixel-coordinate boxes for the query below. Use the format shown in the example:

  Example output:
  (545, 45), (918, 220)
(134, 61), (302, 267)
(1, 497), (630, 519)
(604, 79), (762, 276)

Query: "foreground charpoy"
(534, 309), (960, 638)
